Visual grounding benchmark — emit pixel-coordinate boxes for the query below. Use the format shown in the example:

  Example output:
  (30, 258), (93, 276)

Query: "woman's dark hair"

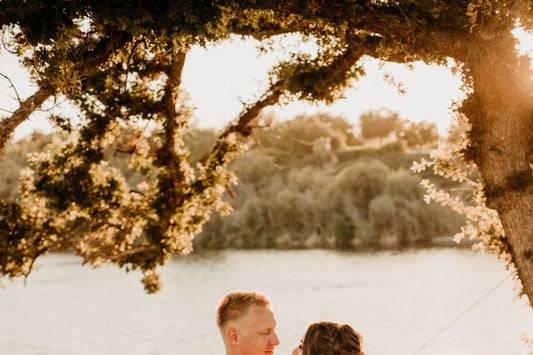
(302, 321), (364, 355)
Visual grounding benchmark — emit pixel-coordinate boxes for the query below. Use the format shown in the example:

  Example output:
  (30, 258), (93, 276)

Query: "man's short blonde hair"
(216, 291), (270, 328)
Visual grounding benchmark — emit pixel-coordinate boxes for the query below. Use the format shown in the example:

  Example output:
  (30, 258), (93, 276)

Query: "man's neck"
(224, 345), (235, 355)
(225, 348), (241, 355)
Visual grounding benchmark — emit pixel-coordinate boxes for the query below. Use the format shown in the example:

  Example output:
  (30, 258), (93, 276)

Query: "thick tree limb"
(0, 85), (54, 155)
(245, 0), (464, 57)
(157, 50), (190, 246)
(162, 52), (187, 120)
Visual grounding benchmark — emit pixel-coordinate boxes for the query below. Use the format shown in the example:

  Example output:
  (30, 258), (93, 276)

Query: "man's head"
(216, 291), (280, 355)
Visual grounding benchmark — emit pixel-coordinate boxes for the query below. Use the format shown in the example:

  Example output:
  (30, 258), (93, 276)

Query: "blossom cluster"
(412, 112), (516, 283)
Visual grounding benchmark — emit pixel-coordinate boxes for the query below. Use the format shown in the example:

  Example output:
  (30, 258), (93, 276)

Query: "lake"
(1, 249), (531, 355)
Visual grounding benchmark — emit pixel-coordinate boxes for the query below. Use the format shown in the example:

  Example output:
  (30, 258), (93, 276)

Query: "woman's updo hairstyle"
(302, 321), (364, 355)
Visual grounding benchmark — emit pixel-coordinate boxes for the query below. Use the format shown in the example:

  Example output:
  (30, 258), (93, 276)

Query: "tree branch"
(0, 85), (54, 155)
(244, 1), (463, 58)
(23, 250), (45, 286)
(0, 72), (22, 104)
(0, 30), (132, 158)
(219, 81), (284, 140)
(163, 51), (187, 118)
(109, 245), (158, 263)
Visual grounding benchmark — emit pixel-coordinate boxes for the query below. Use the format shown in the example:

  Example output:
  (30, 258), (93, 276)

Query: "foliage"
(398, 121), (439, 148)
(0, 1), (531, 295)
(359, 109), (402, 141)
(196, 115), (462, 250)
(1, 114), (462, 254)
(359, 109), (438, 148)
(412, 113), (512, 272)
(0, 132), (56, 200)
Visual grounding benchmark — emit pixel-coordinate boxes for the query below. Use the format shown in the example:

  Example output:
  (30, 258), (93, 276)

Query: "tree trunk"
(463, 40), (533, 305)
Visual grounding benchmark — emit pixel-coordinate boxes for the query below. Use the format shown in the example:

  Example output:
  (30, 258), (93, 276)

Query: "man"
(216, 291), (280, 355)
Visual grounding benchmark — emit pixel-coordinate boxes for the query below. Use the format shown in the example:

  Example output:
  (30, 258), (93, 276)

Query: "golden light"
(512, 26), (533, 57)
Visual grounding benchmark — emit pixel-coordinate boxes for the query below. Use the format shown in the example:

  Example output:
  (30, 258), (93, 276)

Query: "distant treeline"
(0, 111), (463, 250)
(195, 112), (462, 250)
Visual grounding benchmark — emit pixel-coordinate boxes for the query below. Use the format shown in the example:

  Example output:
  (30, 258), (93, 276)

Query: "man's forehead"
(243, 305), (276, 327)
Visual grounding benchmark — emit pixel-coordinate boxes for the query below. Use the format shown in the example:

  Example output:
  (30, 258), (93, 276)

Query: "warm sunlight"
(1, 4), (532, 355)
(513, 26), (533, 57)
(3, 27), (530, 140)
(1, 37), (463, 139)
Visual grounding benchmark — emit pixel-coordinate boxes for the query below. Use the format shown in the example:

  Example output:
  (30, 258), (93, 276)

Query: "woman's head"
(294, 321), (364, 355)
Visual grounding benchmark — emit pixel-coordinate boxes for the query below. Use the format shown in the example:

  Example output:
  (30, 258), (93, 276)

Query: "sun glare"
(512, 26), (533, 57)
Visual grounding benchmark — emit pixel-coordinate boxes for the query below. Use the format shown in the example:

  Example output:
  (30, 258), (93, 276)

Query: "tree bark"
(0, 85), (54, 155)
(463, 40), (533, 304)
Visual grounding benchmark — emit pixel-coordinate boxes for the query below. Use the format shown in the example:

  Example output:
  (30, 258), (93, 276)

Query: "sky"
(0, 29), (531, 140)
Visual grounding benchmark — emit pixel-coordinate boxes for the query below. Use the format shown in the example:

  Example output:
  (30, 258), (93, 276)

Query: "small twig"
(110, 245), (157, 262)
(114, 147), (136, 155)
(23, 252), (43, 286)
(226, 186), (236, 198)
(123, 40), (141, 94)
(129, 189), (146, 196)
(0, 72), (22, 104)
(290, 137), (314, 146)
(0, 107), (14, 114)
(238, 98), (248, 107)
(395, 4), (416, 45)
(0, 31), (17, 55)
(39, 96), (68, 113)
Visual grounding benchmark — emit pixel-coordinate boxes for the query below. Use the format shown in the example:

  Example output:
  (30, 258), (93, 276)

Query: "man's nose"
(271, 332), (280, 345)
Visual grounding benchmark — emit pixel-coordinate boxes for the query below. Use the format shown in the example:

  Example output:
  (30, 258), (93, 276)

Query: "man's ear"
(227, 327), (240, 346)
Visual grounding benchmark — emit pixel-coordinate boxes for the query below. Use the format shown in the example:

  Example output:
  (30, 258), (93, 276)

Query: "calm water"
(1, 249), (531, 355)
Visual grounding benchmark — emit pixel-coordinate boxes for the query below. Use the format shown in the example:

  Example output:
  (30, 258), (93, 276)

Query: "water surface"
(1, 249), (531, 355)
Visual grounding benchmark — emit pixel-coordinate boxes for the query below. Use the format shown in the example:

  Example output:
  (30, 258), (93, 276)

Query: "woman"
(292, 321), (365, 355)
